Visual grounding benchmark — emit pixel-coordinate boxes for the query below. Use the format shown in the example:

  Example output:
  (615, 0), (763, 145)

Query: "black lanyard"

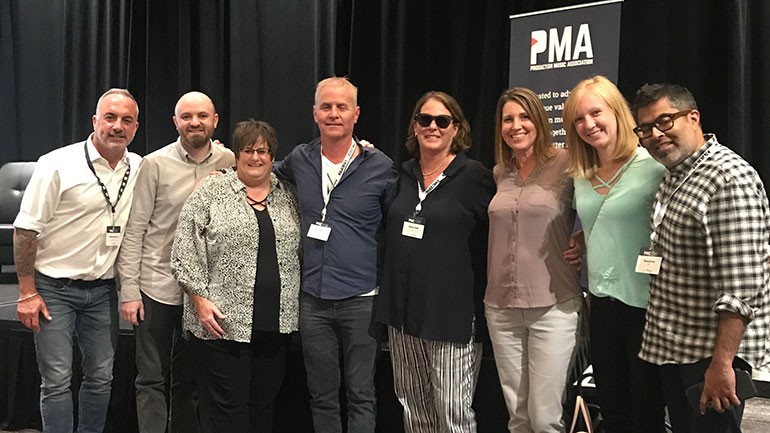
(84, 142), (131, 214)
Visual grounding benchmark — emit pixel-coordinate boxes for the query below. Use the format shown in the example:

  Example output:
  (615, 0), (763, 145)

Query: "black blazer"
(375, 152), (495, 344)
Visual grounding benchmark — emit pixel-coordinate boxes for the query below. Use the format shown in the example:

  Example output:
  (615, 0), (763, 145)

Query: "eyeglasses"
(241, 148), (271, 157)
(633, 110), (692, 139)
(414, 113), (455, 129)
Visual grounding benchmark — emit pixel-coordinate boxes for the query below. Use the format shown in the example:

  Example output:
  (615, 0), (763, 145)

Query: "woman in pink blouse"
(484, 87), (582, 433)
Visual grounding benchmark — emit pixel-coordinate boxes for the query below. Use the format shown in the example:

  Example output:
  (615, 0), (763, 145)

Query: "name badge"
(105, 225), (122, 247)
(307, 222), (331, 242)
(635, 247), (662, 275)
(402, 216), (425, 239)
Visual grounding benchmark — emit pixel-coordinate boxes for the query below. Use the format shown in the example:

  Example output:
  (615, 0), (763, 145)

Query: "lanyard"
(84, 142), (131, 215)
(413, 173), (446, 216)
(650, 144), (715, 245)
(321, 139), (357, 222)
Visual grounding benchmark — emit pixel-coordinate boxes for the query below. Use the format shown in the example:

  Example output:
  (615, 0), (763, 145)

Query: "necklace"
(421, 155), (450, 176)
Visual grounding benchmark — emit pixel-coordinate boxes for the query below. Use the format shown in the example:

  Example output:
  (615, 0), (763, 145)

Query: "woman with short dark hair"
(172, 119), (301, 433)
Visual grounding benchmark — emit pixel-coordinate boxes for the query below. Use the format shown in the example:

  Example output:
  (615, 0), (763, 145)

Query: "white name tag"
(402, 217), (425, 239)
(635, 248), (662, 275)
(307, 222), (331, 241)
(105, 225), (122, 247)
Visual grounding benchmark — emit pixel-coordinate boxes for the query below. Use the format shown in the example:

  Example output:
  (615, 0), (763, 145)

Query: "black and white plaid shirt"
(639, 135), (770, 368)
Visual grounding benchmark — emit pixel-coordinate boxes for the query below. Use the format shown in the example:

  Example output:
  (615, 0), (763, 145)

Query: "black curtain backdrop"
(1, 0), (769, 180)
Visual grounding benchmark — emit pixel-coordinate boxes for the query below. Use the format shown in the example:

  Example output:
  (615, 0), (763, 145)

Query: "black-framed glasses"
(633, 110), (692, 139)
(241, 147), (271, 157)
(414, 113), (455, 129)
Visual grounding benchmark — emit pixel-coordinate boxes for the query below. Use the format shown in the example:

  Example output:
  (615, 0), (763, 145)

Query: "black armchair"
(0, 162), (36, 272)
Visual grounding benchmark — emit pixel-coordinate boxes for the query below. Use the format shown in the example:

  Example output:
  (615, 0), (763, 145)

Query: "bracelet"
(17, 292), (40, 303)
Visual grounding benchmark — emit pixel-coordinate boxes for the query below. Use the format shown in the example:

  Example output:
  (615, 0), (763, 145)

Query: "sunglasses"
(414, 113), (455, 129)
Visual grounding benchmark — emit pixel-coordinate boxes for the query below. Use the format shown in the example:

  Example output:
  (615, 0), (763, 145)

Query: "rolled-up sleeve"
(708, 173), (769, 322)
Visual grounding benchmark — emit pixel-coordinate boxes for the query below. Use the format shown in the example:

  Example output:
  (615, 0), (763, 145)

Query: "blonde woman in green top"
(564, 75), (666, 433)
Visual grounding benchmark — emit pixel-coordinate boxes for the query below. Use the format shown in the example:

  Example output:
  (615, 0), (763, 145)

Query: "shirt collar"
(669, 134), (717, 176)
(173, 137), (214, 163)
(86, 134), (129, 167)
(403, 152), (467, 180)
(226, 170), (280, 195)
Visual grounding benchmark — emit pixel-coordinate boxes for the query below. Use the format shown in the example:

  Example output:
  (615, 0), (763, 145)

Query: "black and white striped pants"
(388, 326), (482, 433)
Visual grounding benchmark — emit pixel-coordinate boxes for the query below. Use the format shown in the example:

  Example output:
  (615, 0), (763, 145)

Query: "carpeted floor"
(2, 278), (769, 432)
(742, 396), (770, 432)
(3, 398), (770, 433)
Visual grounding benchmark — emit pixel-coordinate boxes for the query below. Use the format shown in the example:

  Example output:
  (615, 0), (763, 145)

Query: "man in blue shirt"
(274, 77), (397, 433)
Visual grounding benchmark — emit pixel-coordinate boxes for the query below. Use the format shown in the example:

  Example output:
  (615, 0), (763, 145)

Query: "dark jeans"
(589, 295), (666, 433)
(660, 357), (749, 433)
(299, 293), (378, 433)
(134, 293), (198, 433)
(194, 332), (290, 433)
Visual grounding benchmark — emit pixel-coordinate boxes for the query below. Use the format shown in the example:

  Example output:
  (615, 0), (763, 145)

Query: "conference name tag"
(402, 217), (425, 239)
(307, 222), (331, 242)
(105, 225), (122, 247)
(635, 247), (662, 275)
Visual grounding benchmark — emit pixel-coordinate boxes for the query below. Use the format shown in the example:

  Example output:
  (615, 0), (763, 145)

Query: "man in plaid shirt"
(632, 83), (770, 433)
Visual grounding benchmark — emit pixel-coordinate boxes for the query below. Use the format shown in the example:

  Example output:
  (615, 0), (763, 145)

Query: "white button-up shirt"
(14, 136), (142, 280)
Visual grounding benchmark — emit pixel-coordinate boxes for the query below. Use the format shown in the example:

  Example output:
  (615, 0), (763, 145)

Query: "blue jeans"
(33, 272), (118, 433)
(300, 292), (378, 433)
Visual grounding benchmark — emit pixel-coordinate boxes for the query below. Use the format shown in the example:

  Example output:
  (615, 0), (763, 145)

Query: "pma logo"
(529, 24), (594, 71)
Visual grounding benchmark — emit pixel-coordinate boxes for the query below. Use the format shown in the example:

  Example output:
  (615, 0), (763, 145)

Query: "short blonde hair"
(564, 76), (637, 178)
(494, 87), (555, 169)
(315, 77), (358, 106)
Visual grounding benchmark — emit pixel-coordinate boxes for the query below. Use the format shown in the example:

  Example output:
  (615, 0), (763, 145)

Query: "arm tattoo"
(13, 228), (38, 277)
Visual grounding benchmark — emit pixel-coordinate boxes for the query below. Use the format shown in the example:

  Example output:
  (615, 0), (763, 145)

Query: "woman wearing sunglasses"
(375, 91), (495, 433)
(484, 87), (583, 433)
(564, 75), (667, 433)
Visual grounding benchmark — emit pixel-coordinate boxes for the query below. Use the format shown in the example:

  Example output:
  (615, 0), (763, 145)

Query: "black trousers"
(194, 332), (291, 433)
(134, 293), (199, 433)
(660, 357), (749, 433)
(589, 295), (666, 433)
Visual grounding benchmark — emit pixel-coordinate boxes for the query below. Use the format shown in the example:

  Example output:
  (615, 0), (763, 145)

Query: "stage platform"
(0, 281), (510, 432)
(6, 280), (767, 432)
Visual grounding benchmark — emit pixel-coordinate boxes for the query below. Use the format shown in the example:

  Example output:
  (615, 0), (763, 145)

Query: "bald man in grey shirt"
(116, 92), (235, 433)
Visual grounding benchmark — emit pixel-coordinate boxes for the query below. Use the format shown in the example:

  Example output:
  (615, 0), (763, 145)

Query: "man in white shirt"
(116, 91), (235, 433)
(14, 88), (142, 433)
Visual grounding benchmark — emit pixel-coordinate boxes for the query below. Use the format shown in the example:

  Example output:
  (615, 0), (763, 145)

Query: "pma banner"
(509, 0), (622, 147)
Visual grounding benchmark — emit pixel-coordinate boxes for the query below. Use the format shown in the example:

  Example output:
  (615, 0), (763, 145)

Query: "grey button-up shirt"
(117, 139), (235, 305)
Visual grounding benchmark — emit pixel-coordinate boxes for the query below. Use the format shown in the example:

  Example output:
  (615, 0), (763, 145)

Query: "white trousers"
(388, 326), (482, 433)
(485, 297), (581, 433)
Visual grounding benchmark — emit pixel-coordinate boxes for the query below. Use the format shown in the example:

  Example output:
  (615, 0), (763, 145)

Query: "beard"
(181, 131), (211, 149)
